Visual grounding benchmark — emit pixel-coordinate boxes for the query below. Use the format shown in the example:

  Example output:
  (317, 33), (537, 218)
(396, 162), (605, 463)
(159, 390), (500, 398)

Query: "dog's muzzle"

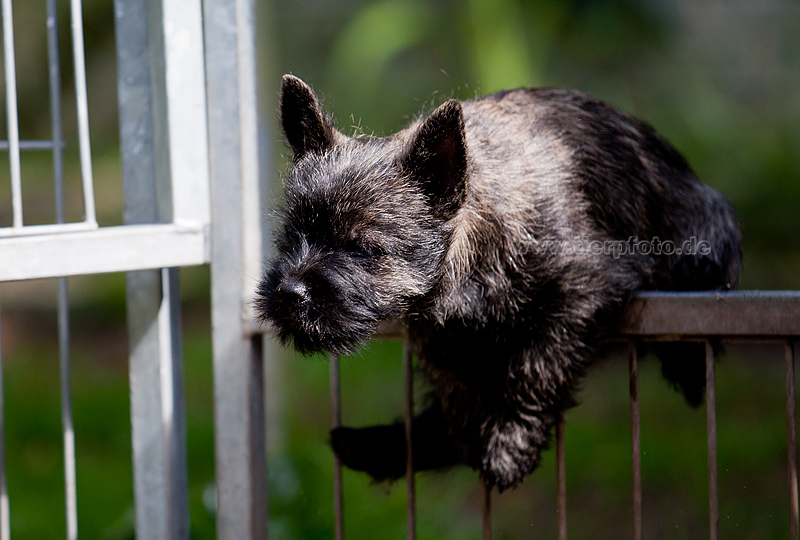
(276, 278), (310, 309)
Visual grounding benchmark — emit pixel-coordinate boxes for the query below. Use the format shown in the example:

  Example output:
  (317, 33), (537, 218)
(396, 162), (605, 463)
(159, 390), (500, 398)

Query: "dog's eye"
(346, 240), (387, 258)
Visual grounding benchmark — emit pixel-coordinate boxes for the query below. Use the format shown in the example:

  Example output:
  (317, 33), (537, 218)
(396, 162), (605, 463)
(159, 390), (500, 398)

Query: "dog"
(255, 74), (741, 491)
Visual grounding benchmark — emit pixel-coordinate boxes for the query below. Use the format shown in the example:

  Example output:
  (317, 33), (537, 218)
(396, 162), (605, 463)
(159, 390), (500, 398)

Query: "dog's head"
(255, 75), (470, 354)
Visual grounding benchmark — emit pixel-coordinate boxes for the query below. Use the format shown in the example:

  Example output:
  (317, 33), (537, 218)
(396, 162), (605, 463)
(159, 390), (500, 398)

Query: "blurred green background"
(0, 0), (799, 538)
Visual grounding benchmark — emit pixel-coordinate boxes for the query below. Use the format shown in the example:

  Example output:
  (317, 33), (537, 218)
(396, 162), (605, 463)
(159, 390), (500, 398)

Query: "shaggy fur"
(256, 75), (741, 491)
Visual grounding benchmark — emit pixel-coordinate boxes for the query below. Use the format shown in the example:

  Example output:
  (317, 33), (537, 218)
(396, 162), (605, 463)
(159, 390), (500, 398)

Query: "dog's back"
(458, 88), (741, 293)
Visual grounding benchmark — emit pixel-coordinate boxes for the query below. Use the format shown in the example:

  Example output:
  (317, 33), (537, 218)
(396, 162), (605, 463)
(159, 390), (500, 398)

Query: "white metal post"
(125, 268), (188, 540)
(203, 0), (268, 537)
(115, 0), (210, 537)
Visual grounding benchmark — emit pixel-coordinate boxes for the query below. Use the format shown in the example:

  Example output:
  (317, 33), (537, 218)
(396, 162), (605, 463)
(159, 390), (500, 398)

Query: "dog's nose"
(277, 279), (310, 307)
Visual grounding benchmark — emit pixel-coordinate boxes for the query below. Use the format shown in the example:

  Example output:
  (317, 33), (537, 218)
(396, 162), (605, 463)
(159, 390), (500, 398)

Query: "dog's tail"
(643, 341), (718, 408)
(648, 203), (741, 406)
(649, 253), (730, 408)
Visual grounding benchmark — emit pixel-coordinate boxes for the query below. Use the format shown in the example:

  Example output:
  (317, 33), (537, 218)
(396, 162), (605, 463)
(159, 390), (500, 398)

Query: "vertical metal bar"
(556, 412), (567, 540)
(205, 0), (268, 533)
(116, 0), (193, 536)
(403, 342), (416, 540)
(48, 1), (78, 537)
(58, 279), (78, 540)
(706, 340), (719, 540)
(0, 295), (9, 540)
(330, 354), (344, 540)
(47, 0), (65, 225)
(125, 269), (189, 540)
(234, 0), (259, 285)
(482, 479), (492, 540)
(69, 0), (97, 226)
(118, 0), (207, 533)
(629, 342), (642, 540)
(232, 18), (269, 531)
(786, 339), (798, 540)
(156, 0), (211, 228)
(158, 268), (189, 539)
(1, 0), (23, 229)
(247, 334), (268, 540)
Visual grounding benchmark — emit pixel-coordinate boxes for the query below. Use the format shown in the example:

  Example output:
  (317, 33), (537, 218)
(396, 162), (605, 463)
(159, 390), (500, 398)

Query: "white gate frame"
(0, 0), (267, 538)
(117, 0), (268, 538)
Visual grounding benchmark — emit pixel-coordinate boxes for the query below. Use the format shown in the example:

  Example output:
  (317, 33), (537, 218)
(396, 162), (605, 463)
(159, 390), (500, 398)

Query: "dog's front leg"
(330, 402), (461, 482)
(474, 335), (593, 491)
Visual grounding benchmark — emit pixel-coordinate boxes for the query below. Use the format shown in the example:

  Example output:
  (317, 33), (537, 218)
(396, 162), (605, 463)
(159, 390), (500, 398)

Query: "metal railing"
(314, 292), (800, 540)
(617, 292), (800, 540)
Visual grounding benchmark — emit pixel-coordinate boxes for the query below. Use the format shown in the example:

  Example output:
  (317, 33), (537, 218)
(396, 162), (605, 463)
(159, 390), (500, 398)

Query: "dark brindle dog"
(256, 75), (741, 491)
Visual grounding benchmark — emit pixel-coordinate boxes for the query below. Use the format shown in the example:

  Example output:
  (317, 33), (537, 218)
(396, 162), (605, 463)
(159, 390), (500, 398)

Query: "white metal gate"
(0, 0), (267, 538)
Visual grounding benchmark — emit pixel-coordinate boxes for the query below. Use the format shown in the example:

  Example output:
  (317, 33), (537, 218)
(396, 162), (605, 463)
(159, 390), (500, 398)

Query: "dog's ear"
(280, 75), (337, 159)
(402, 100), (468, 218)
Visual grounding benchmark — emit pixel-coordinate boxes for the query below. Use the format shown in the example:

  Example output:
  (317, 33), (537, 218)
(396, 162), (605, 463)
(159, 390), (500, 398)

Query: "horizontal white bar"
(0, 223), (210, 281)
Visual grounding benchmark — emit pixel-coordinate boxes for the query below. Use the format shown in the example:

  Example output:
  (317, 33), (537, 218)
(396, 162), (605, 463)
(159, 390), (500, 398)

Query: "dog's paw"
(330, 424), (406, 482)
(668, 254), (725, 291)
(479, 418), (543, 492)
